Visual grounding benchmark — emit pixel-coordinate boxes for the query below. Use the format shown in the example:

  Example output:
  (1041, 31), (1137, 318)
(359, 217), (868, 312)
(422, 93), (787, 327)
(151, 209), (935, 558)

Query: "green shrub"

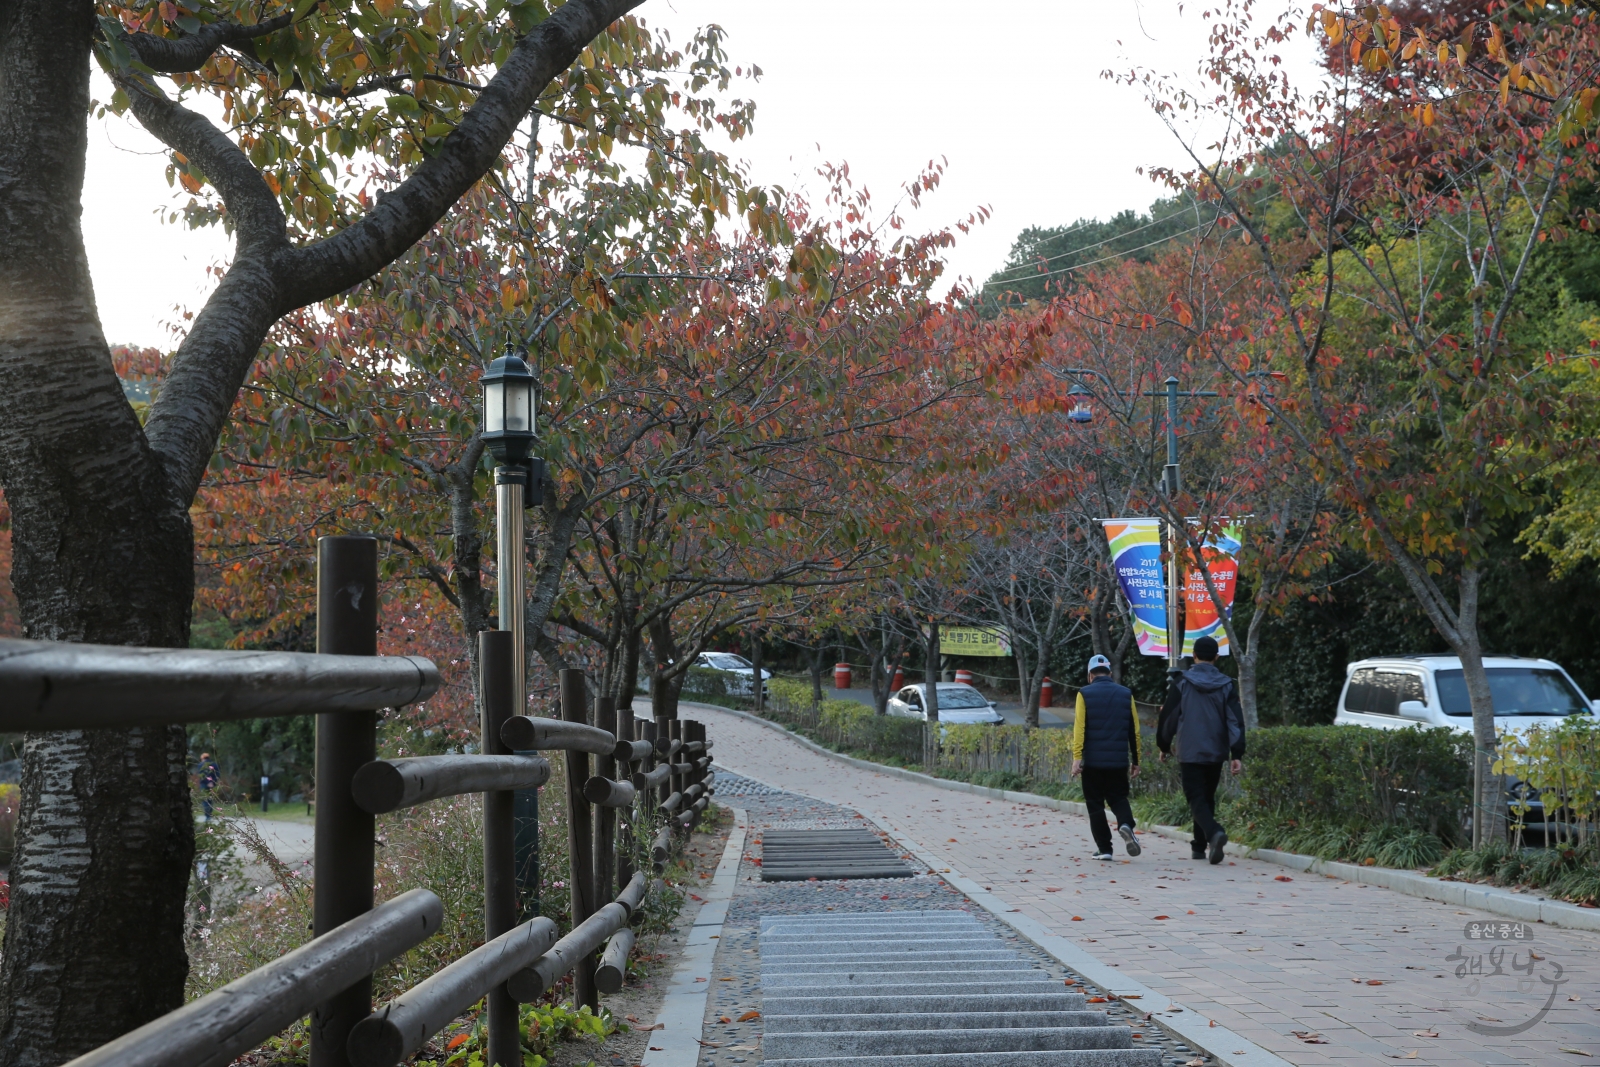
(1237, 724), (1471, 845)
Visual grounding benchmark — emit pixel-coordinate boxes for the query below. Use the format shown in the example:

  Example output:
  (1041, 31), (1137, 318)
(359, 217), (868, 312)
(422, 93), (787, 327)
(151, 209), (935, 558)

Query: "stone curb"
(639, 805), (747, 1067)
(1140, 822), (1600, 932)
(694, 701), (1600, 935)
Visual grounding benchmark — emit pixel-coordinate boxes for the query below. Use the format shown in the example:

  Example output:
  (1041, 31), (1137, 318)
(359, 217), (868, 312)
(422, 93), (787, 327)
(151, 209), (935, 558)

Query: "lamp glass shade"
(484, 381), (506, 432)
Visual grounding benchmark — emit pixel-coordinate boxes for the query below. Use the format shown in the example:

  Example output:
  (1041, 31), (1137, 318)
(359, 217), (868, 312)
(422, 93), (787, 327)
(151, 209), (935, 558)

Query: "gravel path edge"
(639, 807), (747, 1067)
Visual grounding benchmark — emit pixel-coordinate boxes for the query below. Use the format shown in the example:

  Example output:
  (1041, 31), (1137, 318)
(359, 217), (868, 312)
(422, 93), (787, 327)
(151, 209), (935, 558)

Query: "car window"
(1436, 668), (1589, 716)
(705, 654), (751, 670)
(1399, 673), (1426, 705)
(900, 688), (922, 707)
(1345, 669), (1377, 713)
(935, 686), (990, 709)
(1366, 671), (1413, 716)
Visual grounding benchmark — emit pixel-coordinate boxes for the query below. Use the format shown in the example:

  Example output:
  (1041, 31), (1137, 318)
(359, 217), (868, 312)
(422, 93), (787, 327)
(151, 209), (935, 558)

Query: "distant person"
(197, 752), (219, 821)
(1157, 636), (1246, 864)
(1070, 654), (1142, 861)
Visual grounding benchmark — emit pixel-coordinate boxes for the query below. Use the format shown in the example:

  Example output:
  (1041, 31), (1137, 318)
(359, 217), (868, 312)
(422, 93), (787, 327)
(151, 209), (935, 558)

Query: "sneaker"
(1209, 829), (1228, 865)
(1118, 825), (1142, 857)
(1092, 851), (1114, 861)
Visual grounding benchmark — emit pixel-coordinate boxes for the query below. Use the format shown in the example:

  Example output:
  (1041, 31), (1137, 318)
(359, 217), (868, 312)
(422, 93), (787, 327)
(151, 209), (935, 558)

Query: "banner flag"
(1182, 522), (1243, 656)
(1101, 518), (1169, 658)
(939, 626), (1012, 658)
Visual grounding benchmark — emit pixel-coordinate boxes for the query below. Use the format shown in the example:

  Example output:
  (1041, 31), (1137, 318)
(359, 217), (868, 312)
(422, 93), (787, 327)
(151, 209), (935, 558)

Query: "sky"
(82, 0), (1323, 349)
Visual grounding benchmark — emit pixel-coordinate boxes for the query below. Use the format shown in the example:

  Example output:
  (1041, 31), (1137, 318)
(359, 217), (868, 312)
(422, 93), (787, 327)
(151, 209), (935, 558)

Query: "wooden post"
(593, 695), (617, 912)
(480, 632), (520, 1067)
(312, 535), (378, 1067)
(560, 669), (598, 1010)
(616, 704), (636, 890)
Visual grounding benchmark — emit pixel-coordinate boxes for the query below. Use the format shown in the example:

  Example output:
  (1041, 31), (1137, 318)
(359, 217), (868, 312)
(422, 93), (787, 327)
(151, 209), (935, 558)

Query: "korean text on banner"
(1101, 518), (1168, 658)
(938, 627), (1012, 658)
(1183, 523), (1243, 656)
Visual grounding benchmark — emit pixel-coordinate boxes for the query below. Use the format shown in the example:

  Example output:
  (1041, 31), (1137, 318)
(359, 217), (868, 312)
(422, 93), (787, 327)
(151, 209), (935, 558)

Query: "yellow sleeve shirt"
(1071, 689), (1142, 765)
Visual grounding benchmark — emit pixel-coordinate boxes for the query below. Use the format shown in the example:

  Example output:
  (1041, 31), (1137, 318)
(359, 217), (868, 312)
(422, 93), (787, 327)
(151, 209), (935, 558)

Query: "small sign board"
(939, 626), (1012, 658)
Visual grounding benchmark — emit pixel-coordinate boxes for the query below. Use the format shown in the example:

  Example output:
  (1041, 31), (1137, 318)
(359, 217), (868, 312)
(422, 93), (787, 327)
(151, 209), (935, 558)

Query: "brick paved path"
(687, 702), (1600, 1066)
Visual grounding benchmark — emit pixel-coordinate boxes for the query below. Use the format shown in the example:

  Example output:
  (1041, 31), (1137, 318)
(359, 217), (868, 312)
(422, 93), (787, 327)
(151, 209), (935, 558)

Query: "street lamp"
(1066, 384), (1094, 424)
(481, 345), (537, 465)
(479, 343), (544, 922)
(1141, 376), (1219, 673)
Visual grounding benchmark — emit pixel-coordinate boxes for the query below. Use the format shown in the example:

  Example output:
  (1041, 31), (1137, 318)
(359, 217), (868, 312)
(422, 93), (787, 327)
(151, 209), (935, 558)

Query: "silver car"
(886, 682), (1005, 725)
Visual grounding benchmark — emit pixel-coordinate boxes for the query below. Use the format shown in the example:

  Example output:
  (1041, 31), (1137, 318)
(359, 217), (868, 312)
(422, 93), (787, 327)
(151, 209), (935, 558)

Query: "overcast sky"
(82, 0), (1322, 348)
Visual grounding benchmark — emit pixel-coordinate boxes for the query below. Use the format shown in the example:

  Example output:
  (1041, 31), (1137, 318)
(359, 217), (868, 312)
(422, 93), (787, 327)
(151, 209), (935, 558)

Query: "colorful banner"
(1182, 523), (1243, 656)
(1101, 518), (1169, 658)
(939, 626), (1012, 658)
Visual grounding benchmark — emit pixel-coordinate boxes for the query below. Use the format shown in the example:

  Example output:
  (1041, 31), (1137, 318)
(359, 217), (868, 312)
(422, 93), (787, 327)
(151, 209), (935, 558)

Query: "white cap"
(1086, 654), (1112, 673)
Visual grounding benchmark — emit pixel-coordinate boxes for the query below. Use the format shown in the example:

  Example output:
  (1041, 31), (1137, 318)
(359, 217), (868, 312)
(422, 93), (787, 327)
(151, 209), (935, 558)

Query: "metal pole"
(480, 631), (520, 1067)
(560, 668), (598, 1010)
(496, 467), (539, 920)
(1163, 377), (1182, 673)
(495, 468), (525, 711)
(312, 535), (379, 1067)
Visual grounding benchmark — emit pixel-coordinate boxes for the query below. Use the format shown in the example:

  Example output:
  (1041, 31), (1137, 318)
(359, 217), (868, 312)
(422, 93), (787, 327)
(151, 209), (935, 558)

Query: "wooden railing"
(0, 535), (714, 1067)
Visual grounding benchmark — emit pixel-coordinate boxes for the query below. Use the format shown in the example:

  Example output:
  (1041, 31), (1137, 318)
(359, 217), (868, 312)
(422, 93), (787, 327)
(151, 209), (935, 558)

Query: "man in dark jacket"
(1071, 654), (1142, 860)
(1157, 635), (1246, 865)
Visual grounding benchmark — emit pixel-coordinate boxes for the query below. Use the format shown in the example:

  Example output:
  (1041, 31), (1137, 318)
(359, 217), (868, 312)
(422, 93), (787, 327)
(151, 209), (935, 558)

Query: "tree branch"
(119, 14), (294, 73)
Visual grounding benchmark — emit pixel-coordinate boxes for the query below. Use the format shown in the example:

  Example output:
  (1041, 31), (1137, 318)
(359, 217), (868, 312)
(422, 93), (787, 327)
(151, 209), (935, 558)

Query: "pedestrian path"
(760, 910), (1158, 1066)
(685, 701), (1600, 1066)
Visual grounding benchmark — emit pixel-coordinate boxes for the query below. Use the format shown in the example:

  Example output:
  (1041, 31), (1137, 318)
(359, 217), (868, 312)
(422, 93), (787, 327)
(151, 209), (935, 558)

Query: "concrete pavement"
(684, 700), (1600, 1066)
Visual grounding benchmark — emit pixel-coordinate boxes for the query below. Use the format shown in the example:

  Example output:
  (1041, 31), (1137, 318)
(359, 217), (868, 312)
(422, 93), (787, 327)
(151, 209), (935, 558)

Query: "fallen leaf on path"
(1087, 996), (1108, 1003)
(1570, 995), (1583, 1002)
(1186, 1059), (1206, 1066)
(1046, 887), (1062, 892)
(1154, 915), (1170, 920)
(446, 1035), (471, 1051)
(718, 977), (734, 981)
(1187, 910), (1195, 914)
(1291, 1030), (1328, 1044)
(694, 1040), (719, 1048)
(638, 1023), (663, 1031)
(1413, 1029), (1439, 1038)
(1275, 875), (1293, 881)
(1560, 1050), (1593, 1057)
(1386, 1052), (1419, 1060)
(688, 894), (704, 902)
(737, 1011), (761, 1021)
(694, 977), (707, 983)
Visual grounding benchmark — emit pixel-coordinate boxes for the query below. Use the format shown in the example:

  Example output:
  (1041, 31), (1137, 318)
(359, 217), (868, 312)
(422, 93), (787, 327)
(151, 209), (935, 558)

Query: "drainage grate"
(759, 829), (915, 881)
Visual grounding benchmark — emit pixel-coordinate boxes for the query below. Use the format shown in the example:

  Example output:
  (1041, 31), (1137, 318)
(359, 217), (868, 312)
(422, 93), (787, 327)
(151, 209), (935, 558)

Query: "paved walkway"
(686, 702), (1600, 1066)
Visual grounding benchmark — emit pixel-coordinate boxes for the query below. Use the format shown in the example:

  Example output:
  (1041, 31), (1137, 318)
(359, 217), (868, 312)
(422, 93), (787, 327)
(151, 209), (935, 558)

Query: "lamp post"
(479, 345), (544, 917)
(1048, 367), (1219, 673)
(1141, 376), (1219, 673)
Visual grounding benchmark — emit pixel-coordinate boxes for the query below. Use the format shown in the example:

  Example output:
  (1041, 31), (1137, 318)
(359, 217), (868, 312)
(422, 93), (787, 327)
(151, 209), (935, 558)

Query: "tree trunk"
(923, 621), (940, 723)
(808, 644), (827, 706)
(648, 615), (683, 722)
(749, 629), (764, 714)
(0, 3), (197, 1059)
(1453, 571), (1506, 848)
(1236, 595), (1266, 731)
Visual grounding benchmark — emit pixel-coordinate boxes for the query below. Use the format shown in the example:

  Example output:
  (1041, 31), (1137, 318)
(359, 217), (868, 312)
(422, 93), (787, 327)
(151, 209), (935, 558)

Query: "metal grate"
(758, 828), (914, 881)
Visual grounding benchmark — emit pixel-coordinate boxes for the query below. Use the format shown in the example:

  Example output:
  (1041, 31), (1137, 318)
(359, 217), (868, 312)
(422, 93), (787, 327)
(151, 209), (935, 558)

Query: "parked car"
(692, 651), (771, 699)
(886, 682), (1005, 725)
(1334, 654), (1600, 829)
(1333, 654), (1599, 735)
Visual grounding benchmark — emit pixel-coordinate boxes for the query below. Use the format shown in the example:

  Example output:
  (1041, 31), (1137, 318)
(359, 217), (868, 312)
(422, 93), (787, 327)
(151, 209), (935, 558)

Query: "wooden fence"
(0, 535), (713, 1067)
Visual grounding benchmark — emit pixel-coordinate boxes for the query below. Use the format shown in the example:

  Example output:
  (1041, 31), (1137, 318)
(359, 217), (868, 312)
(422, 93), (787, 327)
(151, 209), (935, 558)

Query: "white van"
(1334, 654), (1600, 735)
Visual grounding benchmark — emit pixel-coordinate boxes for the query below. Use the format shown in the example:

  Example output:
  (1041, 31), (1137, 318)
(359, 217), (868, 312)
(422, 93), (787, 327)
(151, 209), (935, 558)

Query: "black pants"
(1181, 761), (1225, 848)
(1081, 766), (1136, 854)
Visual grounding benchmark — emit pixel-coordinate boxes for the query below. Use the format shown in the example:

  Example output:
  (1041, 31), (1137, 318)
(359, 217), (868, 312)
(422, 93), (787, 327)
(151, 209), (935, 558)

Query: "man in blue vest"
(1070, 654), (1142, 860)
(1157, 635), (1247, 864)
